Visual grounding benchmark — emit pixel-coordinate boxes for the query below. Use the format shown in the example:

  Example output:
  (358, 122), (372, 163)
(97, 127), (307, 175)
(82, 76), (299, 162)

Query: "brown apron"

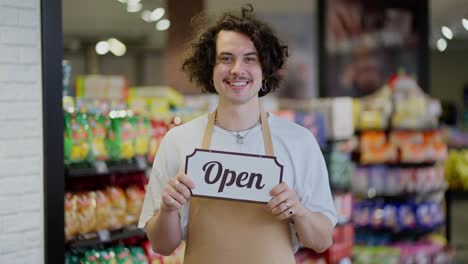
(183, 111), (295, 264)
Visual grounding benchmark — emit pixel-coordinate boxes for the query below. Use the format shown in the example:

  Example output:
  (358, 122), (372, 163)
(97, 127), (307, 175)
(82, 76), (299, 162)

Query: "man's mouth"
(224, 80), (250, 87)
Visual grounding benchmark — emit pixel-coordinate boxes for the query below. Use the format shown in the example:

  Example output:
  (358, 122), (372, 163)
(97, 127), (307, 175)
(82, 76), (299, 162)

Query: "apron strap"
(201, 111), (216, 149)
(261, 112), (274, 156)
(202, 110), (274, 156)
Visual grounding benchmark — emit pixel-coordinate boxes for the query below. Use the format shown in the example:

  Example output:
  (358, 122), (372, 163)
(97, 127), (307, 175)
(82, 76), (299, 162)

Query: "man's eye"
(245, 57), (257, 63)
(220, 57), (232, 63)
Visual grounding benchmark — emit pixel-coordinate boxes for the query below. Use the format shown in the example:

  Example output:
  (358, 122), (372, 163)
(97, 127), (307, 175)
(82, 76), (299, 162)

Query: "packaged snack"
(383, 204), (398, 230)
(130, 246), (149, 264)
(99, 248), (117, 264)
(147, 120), (168, 164)
(106, 187), (127, 230)
(65, 193), (80, 240)
(76, 191), (97, 234)
(125, 186), (145, 225)
(416, 203), (433, 229)
(82, 249), (100, 264)
(352, 166), (369, 194)
(385, 168), (401, 194)
(114, 246), (134, 264)
(370, 204), (384, 229)
(89, 114), (110, 161)
(95, 190), (112, 231)
(354, 202), (371, 227)
(133, 115), (151, 157)
(369, 166), (386, 194)
(400, 143), (427, 163)
(360, 131), (386, 150)
(430, 142), (448, 162)
(360, 144), (397, 164)
(69, 113), (94, 163)
(397, 203), (416, 230)
(109, 112), (136, 161)
(389, 131), (423, 147)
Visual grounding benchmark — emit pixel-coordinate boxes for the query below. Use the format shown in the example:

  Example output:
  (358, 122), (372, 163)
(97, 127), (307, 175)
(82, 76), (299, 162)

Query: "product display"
(65, 185), (145, 241)
(349, 75), (452, 263)
(66, 245), (150, 264)
(352, 165), (446, 196)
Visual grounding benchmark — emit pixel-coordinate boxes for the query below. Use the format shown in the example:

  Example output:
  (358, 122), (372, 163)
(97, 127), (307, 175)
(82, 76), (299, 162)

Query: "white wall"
(0, 0), (44, 263)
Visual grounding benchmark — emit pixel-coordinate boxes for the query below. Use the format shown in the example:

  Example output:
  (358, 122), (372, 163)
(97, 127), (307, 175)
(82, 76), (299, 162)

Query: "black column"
(41, 0), (65, 263)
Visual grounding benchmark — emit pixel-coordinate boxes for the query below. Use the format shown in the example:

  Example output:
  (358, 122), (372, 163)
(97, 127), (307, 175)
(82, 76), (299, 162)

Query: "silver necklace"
(215, 119), (260, 144)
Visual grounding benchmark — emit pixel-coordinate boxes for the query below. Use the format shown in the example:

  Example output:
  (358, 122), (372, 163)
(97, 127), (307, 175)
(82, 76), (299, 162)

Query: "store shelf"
(355, 223), (444, 243)
(354, 188), (446, 201)
(446, 190), (468, 200)
(67, 225), (146, 248)
(331, 184), (351, 194)
(66, 157), (148, 178)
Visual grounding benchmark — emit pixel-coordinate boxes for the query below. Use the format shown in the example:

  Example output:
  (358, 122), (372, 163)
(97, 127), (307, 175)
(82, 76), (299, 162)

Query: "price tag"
(136, 156), (147, 170)
(94, 160), (109, 174)
(97, 230), (111, 242)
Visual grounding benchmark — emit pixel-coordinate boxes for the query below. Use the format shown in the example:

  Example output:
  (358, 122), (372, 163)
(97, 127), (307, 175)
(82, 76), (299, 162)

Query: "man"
(139, 5), (337, 263)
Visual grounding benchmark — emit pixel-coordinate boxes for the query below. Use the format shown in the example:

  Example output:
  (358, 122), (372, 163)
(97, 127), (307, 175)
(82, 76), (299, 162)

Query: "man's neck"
(215, 101), (261, 132)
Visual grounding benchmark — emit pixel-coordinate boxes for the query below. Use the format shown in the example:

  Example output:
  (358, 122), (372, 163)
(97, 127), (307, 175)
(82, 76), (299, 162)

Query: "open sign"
(185, 149), (283, 203)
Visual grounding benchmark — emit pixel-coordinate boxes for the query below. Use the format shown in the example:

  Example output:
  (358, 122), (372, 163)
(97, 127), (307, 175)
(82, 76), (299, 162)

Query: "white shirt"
(138, 113), (337, 252)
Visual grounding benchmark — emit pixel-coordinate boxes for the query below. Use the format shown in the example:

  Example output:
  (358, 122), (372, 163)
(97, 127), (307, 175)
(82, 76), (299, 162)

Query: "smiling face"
(212, 30), (263, 107)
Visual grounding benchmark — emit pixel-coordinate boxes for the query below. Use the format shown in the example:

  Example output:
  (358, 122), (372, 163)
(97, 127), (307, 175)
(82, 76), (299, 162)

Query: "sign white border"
(185, 148), (284, 204)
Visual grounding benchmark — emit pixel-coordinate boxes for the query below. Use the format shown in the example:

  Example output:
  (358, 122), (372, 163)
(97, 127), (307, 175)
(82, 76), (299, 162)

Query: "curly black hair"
(181, 4), (288, 97)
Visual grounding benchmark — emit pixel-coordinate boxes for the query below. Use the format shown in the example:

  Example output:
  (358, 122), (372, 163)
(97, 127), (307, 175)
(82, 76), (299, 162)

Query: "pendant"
(236, 134), (244, 144)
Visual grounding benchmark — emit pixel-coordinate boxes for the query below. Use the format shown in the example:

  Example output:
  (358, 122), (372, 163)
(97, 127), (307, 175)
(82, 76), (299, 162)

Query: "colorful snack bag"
(130, 246), (149, 264)
(69, 113), (94, 163)
(106, 186), (127, 230)
(65, 193), (79, 241)
(125, 186), (145, 225)
(109, 113), (136, 161)
(81, 249), (100, 264)
(89, 114), (110, 161)
(114, 246), (134, 264)
(95, 190), (112, 231)
(133, 115), (151, 157)
(76, 191), (97, 234)
(147, 120), (168, 164)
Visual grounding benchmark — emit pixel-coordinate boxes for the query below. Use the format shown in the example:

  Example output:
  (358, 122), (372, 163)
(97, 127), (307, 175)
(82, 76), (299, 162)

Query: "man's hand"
(161, 173), (195, 212)
(265, 182), (306, 221)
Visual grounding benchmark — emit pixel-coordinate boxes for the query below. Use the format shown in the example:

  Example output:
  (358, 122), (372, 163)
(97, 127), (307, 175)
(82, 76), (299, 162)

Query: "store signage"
(185, 149), (283, 203)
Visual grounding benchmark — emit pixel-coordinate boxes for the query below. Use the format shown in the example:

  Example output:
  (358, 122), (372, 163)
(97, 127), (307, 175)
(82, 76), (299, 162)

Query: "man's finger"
(269, 182), (288, 196)
(178, 173), (195, 189)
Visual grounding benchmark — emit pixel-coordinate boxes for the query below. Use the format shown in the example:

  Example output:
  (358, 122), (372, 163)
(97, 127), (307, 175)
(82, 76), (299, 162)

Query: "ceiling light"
(107, 38), (127, 56)
(117, 0), (127, 3)
(127, 0), (141, 4)
(156, 19), (170, 31)
(95, 41), (109, 55)
(441, 26), (453, 40)
(141, 10), (152, 22)
(150, 8), (165, 22)
(463, 18), (468, 31)
(127, 3), (142, 13)
(436, 38), (447, 52)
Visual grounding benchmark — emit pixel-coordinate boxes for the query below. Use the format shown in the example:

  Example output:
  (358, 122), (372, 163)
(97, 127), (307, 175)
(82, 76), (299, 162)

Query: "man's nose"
(230, 59), (245, 75)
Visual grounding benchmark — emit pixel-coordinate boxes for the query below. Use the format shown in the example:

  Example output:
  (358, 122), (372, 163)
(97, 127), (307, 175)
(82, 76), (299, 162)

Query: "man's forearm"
(293, 209), (334, 253)
(145, 209), (182, 256)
